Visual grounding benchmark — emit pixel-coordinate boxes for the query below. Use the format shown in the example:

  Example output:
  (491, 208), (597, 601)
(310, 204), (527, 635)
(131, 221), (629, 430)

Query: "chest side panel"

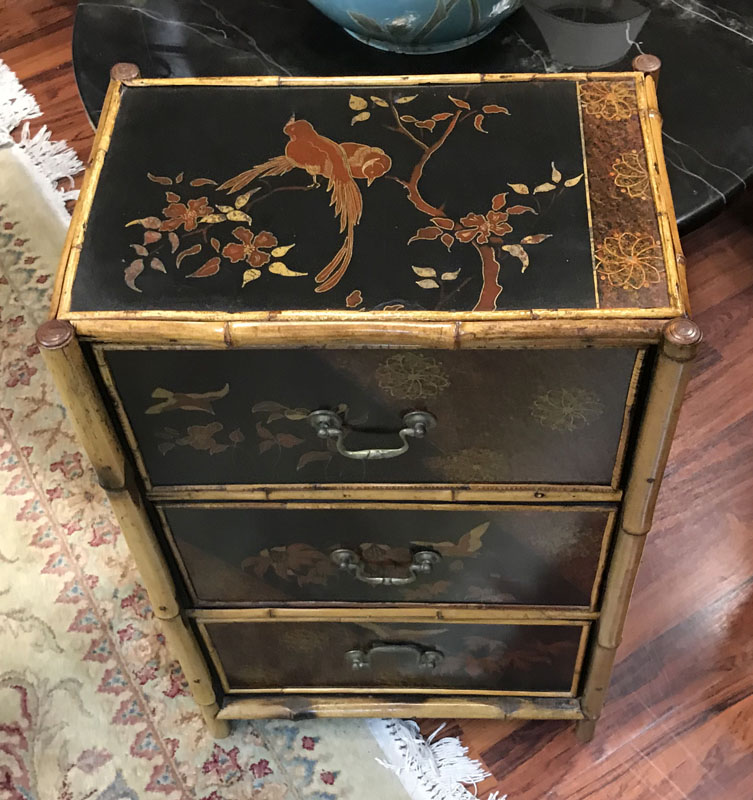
(99, 346), (643, 488)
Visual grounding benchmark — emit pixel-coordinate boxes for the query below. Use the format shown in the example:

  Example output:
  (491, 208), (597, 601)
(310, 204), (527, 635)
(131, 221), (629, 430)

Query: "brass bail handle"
(331, 548), (441, 585)
(345, 641), (444, 671)
(308, 409), (437, 460)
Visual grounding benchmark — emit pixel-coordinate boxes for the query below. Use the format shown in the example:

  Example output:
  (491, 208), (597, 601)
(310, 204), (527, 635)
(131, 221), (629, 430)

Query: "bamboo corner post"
(576, 318), (702, 742)
(111, 62), (141, 82)
(35, 319), (231, 739)
(632, 53), (661, 86)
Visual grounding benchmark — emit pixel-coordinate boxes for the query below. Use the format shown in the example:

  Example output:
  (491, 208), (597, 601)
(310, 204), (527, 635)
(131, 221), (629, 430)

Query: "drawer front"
(161, 504), (614, 608)
(197, 617), (589, 695)
(99, 347), (642, 489)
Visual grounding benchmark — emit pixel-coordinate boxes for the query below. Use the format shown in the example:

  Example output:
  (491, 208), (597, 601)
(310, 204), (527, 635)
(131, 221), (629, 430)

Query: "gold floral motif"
(580, 81), (635, 121)
(595, 231), (664, 290)
(425, 449), (509, 482)
(610, 151), (650, 199)
(375, 353), (450, 400)
(530, 388), (604, 432)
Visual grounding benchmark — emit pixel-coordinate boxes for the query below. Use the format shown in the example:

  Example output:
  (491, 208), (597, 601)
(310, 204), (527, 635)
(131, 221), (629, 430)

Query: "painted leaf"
(210, 237), (221, 252)
(217, 205), (235, 213)
(430, 217), (453, 231)
(271, 243), (295, 257)
(259, 439), (275, 454)
(242, 268), (262, 286)
(176, 244), (201, 268)
(371, 96), (388, 107)
(508, 183), (529, 194)
(412, 266), (437, 278)
(175, 172), (184, 183)
(534, 182), (557, 193)
(256, 422), (274, 440)
(276, 433), (304, 448)
(235, 191), (253, 208)
(168, 232), (180, 253)
(441, 269), (460, 281)
(395, 95), (417, 104)
(399, 115), (417, 123)
(297, 451), (333, 470)
(187, 257), (221, 278)
(440, 233), (454, 250)
(284, 408), (310, 420)
(228, 428), (245, 444)
(448, 95), (470, 109)
(351, 111), (370, 125)
(349, 94), (368, 110)
(144, 230), (161, 244)
(507, 205), (536, 215)
(150, 257), (166, 273)
(147, 172), (172, 185)
(165, 191), (180, 203)
(473, 114), (487, 133)
(190, 178), (217, 187)
(346, 289), (363, 308)
(124, 259), (144, 292)
(565, 173), (584, 187)
(125, 216), (162, 229)
(502, 244), (530, 272)
(408, 226), (442, 243)
(252, 401), (286, 413)
(225, 210), (253, 223)
(551, 162), (562, 183)
(415, 119), (436, 131)
(416, 278), (440, 289)
(432, 112), (453, 121)
(198, 214), (226, 223)
(520, 233), (553, 245)
(482, 104), (510, 115)
(491, 193), (507, 211)
(130, 244), (148, 256)
(269, 262), (307, 277)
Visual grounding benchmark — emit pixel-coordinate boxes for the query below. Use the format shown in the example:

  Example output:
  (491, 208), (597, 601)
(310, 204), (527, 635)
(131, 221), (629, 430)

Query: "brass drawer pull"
(331, 548), (441, 586)
(308, 410), (436, 460)
(345, 641), (444, 671)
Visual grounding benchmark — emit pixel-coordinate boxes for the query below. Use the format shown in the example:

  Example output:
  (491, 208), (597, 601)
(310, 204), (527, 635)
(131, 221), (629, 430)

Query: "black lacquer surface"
(73, 0), (753, 232)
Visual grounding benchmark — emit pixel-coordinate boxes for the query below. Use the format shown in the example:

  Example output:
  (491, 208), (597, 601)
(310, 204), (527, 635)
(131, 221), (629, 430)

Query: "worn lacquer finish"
(97, 347), (642, 488)
(197, 618), (588, 694)
(159, 504), (615, 607)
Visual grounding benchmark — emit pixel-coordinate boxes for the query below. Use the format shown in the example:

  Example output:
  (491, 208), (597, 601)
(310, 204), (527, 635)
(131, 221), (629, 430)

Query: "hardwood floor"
(3, 4), (752, 797)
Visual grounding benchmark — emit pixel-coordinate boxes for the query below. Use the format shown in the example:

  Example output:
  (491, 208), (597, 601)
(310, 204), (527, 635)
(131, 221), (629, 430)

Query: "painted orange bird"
(219, 118), (391, 292)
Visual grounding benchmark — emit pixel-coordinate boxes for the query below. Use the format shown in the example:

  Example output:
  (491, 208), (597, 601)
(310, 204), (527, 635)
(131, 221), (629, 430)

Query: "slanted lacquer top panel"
(60, 74), (682, 320)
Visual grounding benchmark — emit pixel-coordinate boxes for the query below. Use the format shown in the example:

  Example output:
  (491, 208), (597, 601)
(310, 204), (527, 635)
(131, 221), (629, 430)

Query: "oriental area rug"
(0, 58), (502, 800)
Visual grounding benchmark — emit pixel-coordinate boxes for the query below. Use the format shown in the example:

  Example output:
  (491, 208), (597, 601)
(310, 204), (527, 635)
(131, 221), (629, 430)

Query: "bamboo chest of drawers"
(39, 60), (700, 741)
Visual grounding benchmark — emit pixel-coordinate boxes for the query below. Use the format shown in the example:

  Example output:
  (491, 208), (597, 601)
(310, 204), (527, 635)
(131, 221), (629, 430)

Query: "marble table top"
(73, 0), (753, 232)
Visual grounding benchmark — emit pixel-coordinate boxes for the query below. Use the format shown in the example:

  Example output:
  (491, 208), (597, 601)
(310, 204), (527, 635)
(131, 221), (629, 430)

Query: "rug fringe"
(0, 58), (83, 217)
(368, 719), (507, 800)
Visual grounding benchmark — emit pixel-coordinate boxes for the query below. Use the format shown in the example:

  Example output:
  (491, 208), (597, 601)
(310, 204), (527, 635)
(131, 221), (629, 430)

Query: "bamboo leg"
(575, 718), (598, 743)
(36, 319), (229, 737)
(578, 318), (701, 736)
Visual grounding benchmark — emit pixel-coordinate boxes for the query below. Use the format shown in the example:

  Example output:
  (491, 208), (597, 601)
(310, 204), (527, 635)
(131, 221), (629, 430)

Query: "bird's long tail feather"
(218, 155), (294, 193)
(315, 225), (354, 293)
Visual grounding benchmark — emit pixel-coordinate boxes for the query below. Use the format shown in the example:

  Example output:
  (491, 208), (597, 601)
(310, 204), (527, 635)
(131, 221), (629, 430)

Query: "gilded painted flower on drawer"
(530, 387), (604, 432)
(611, 151), (650, 200)
(375, 353), (450, 400)
(425, 448), (509, 482)
(580, 81), (635, 121)
(595, 231), (664, 291)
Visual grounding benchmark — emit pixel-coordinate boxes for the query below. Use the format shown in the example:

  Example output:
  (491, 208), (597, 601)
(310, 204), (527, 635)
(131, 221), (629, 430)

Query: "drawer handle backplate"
(308, 409), (436, 460)
(345, 641), (444, 671)
(331, 547), (441, 586)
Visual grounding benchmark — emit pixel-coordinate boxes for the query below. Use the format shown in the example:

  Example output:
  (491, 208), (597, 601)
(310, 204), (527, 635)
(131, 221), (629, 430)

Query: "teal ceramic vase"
(307, 0), (523, 53)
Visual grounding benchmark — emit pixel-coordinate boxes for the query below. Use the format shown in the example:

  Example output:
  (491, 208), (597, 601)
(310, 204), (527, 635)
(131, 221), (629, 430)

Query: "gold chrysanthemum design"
(530, 388), (604, 432)
(595, 231), (664, 291)
(425, 448), (509, 482)
(611, 151), (650, 199)
(580, 81), (635, 121)
(375, 353), (450, 400)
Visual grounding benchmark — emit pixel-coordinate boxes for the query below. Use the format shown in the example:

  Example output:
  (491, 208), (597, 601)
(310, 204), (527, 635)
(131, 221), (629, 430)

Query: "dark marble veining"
(73, 0), (753, 232)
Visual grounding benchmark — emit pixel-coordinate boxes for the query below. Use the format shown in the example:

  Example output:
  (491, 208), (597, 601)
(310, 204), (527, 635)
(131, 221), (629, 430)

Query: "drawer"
(160, 503), (615, 609)
(196, 614), (590, 696)
(97, 347), (644, 490)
